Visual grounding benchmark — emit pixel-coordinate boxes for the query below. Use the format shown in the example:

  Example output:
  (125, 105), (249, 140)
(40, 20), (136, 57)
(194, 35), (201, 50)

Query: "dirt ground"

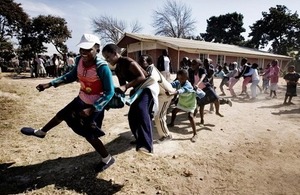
(0, 72), (299, 195)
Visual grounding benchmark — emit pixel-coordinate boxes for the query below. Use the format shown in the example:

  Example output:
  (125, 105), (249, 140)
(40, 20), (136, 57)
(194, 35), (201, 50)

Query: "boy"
(167, 69), (198, 142)
(21, 34), (115, 172)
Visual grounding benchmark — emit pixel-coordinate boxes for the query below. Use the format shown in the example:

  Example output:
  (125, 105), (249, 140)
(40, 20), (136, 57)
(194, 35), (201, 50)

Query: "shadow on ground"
(0, 132), (135, 195)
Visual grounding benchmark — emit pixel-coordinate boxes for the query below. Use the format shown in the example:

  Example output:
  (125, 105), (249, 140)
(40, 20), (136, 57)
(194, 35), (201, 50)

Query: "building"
(117, 33), (293, 72)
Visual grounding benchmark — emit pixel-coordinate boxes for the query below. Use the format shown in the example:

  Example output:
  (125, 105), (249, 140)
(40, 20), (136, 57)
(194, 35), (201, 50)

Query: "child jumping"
(167, 69), (198, 143)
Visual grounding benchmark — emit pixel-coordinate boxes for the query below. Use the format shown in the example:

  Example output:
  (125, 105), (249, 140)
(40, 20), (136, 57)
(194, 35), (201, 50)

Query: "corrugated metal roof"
(120, 33), (292, 60)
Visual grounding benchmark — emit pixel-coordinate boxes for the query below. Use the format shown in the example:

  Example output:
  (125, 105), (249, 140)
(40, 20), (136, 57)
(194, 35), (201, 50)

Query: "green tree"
(0, 0), (29, 39)
(17, 15), (71, 60)
(0, 0), (29, 60)
(248, 5), (300, 55)
(92, 15), (143, 43)
(200, 12), (245, 45)
(31, 15), (71, 54)
(152, 0), (196, 38)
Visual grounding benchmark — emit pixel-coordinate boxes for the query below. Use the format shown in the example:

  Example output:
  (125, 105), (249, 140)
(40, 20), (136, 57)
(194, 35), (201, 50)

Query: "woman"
(21, 34), (115, 172)
(102, 44), (159, 155)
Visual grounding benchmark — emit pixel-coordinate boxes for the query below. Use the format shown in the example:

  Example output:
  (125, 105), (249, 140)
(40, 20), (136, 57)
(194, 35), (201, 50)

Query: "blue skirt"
(56, 96), (105, 139)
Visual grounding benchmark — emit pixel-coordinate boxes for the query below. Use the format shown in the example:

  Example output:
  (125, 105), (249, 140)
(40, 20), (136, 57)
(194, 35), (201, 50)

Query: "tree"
(18, 15), (72, 56)
(0, 0), (29, 39)
(0, 0), (29, 60)
(92, 15), (143, 43)
(152, 0), (196, 38)
(248, 5), (300, 55)
(200, 12), (245, 45)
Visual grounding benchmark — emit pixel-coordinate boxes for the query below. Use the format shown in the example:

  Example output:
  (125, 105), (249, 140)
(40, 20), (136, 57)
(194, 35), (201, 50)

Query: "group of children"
(20, 33), (299, 173)
(214, 58), (300, 105)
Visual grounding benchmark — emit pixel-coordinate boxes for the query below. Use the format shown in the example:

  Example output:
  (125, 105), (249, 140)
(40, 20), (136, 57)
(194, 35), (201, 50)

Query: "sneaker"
(137, 147), (153, 156)
(156, 134), (172, 144)
(21, 127), (46, 138)
(94, 157), (115, 172)
(227, 100), (232, 107)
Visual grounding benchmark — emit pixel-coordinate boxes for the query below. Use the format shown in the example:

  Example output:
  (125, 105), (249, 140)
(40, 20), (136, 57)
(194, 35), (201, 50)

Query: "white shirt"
(244, 68), (260, 81)
(163, 56), (170, 72)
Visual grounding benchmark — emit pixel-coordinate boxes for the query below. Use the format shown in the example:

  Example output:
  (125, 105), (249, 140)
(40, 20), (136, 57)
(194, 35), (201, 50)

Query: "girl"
(21, 34), (115, 172)
(283, 65), (300, 105)
(102, 44), (159, 156)
(167, 69), (198, 142)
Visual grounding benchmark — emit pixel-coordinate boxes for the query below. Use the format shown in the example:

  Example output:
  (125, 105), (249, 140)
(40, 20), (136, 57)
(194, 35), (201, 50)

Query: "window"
(199, 54), (207, 62)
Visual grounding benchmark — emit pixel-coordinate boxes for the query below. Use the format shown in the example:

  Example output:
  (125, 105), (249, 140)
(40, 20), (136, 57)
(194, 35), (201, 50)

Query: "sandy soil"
(0, 72), (299, 195)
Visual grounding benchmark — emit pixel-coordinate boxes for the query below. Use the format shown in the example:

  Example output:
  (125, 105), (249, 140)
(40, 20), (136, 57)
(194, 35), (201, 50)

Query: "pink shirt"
(269, 65), (279, 84)
(77, 59), (103, 105)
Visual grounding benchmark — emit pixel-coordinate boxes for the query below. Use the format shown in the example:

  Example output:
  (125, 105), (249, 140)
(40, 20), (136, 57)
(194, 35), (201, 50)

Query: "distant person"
(21, 33), (116, 172)
(283, 65), (300, 105)
(261, 63), (271, 93)
(228, 62), (240, 97)
(243, 63), (260, 100)
(268, 59), (280, 99)
(215, 65), (229, 96)
(235, 58), (251, 98)
(167, 69), (198, 143)
(102, 43), (159, 156)
(203, 58), (215, 111)
(157, 49), (172, 81)
(51, 54), (59, 78)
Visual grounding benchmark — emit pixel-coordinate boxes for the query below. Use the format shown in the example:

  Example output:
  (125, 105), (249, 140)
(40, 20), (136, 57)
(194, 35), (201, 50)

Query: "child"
(244, 63), (260, 100)
(215, 65), (229, 96)
(167, 69), (198, 143)
(283, 65), (300, 105)
(269, 59), (280, 98)
(21, 34), (116, 172)
(189, 59), (227, 126)
(261, 63), (271, 93)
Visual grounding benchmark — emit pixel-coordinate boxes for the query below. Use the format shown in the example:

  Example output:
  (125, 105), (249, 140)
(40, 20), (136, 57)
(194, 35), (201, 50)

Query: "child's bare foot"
(191, 134), (198, 142)
(199, 120), (204, 126)
(216, 112), (224, 117)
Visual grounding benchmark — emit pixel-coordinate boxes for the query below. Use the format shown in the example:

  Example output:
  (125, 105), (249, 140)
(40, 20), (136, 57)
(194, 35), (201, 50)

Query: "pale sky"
(15, 0), (300, 55)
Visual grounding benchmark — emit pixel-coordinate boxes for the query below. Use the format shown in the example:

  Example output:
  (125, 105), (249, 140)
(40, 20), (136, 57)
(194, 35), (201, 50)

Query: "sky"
(14, 0), (300, 55)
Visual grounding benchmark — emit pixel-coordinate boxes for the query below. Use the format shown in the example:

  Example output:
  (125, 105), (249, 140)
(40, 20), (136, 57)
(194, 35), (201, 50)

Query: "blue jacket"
(50, 56), (115, 112)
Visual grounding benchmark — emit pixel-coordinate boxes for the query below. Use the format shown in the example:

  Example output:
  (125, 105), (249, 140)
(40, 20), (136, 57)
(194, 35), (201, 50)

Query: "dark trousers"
(128, 88), (154, 153)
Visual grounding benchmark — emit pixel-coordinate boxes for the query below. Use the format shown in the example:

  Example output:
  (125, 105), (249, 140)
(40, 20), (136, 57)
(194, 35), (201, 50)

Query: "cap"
(76, 33), (100, 49)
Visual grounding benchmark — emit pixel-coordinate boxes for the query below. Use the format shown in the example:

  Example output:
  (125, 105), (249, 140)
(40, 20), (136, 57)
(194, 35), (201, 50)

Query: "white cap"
(76, 33), (100, 49)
